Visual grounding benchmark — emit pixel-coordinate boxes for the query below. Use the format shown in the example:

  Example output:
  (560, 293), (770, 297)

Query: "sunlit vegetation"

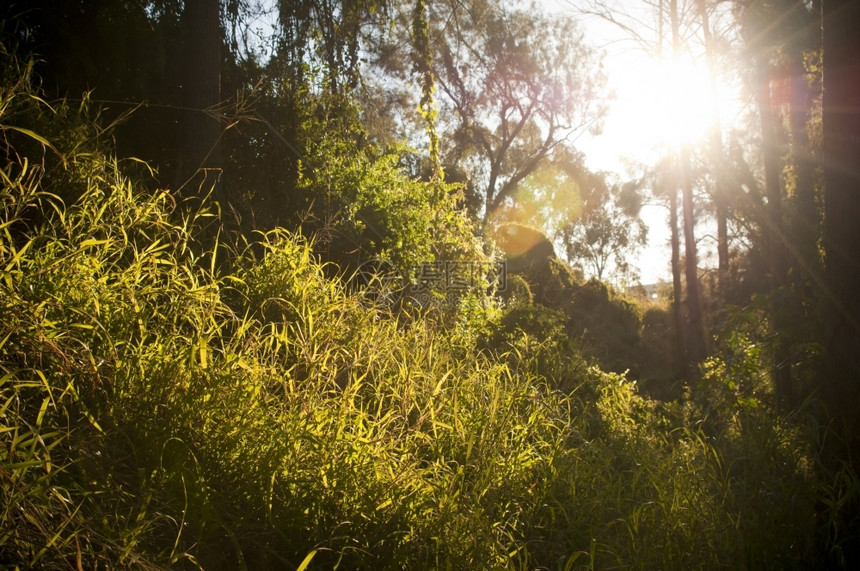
(2, 0), (860, 569)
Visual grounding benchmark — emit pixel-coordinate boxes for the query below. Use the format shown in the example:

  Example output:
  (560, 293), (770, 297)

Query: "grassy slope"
(0, 64), (845, 571)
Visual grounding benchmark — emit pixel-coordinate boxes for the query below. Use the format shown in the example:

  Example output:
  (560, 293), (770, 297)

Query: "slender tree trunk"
(656, 0), (687, 379)
(671, 0), (706, 367)
(696, 0), (730, 291)
(680, 144), (707, 365)
(182, 0), (223, 205)
(670, 185), (688, 379)
(785, 50), (817, 408)
(756, 58), (794, 410)
(715, 193), (729, 282)
(787, 56), (818, 284)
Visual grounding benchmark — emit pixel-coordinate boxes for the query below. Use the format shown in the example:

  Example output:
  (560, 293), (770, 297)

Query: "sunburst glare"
(602, 52), (739, 163)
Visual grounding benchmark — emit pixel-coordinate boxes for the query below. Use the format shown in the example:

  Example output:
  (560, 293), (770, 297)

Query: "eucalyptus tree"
(813, 1), (860, 564)
(559, 174), (647, 283)
(428, 0), (606, 226)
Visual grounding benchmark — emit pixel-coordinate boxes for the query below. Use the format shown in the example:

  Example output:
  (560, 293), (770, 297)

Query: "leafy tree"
(729, 0), (824, 410)
(429, 0), (606, 225)
(486, 148), (585, 249)
(559, 173), (646, 283)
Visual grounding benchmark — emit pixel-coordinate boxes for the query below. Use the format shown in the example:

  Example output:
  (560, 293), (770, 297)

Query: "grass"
(0, 51), (855, 570)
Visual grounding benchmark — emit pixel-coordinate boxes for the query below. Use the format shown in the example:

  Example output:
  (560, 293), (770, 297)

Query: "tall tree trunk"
(680, 144), (707, 365)
(787, 57), (819, 285)
(670, 185), (688, 379)
(657, 0), (687, 379)
(182, 0), (223, 205)
(822, 0), (860, 452)
(756, 58), (794, 410)
(821, 0), (860, 564)
(696, 0), (730, 292)
(715, 189), (729, 285)
(671, 0), (706, 367)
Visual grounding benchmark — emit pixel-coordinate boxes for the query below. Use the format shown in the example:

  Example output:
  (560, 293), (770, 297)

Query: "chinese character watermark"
(354, 259), (507, 307)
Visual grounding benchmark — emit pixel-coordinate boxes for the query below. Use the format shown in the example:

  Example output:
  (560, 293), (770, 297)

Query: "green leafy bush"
(297, 131), (483, 277)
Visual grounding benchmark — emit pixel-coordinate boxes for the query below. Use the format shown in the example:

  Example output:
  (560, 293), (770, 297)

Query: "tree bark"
(822, 0), (860, 446)
(696, 0), (730, 291)
(787, 56), (819, 286)
(670, 184), (688, 379)
(820, 0), (860, 564)
(670, 0), (706, 367)
(755, 57), (795, 410)
(680, 144), (707, 365)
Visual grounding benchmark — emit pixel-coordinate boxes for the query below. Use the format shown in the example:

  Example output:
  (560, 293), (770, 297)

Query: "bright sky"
(540, 0), (741, 285)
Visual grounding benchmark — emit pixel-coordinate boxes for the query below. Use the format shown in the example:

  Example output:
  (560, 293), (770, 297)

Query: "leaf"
(3, 126), (64, 161)
(296, 550), (317, 571)
(79, 239), (111, 249)
(4, 238), (33, 272)
(198, 337), (208, 369)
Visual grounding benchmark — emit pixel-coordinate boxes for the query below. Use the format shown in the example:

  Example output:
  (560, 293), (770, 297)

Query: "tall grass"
(0, 51), (848, 570)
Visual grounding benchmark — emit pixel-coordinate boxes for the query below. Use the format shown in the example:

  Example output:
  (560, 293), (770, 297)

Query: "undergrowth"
(0, 49), (849, 570)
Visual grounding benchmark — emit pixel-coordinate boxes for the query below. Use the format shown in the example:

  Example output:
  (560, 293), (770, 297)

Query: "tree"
(822, 0), (860, 446)
(665, 0), (708, 366)
(646, 154), (689, 377)
(733, 0), (824, 410)
(578, 0), (716, 369)
(694, 0), (730, 289)
(430, 0), (605, 225)
(820, 1), (860, 564)
(559, 174), (646, 283)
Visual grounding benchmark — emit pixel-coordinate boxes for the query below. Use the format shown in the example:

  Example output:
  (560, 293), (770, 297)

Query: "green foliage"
(297, 131), (483, 274)
(636, 303), (681, 399)
(485, 303), (587, 393)
(0, 39), (850, 571)
(523, 366), (819, 570)
(431, 0), (606, 222)
(559, 173), (647, 283)
(563, 279), (643, 373)
(411, 0), (442, 179)
(497, 227), (676, 392)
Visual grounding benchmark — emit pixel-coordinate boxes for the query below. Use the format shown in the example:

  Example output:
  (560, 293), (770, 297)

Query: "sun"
(576, 51), (742, 284)
(599, 53), (737, 164)
(642, 57), (720, 144)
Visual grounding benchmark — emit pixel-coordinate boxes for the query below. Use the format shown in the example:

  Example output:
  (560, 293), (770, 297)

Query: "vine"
(411, 0), (443, 180)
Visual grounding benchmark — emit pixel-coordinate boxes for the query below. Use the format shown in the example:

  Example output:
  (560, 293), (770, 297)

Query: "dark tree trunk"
(680, 144), (707, 366)
(756, 58), (794, 410)
(696, 0), (730, 291)
(181, 0), (223, 205)
(715, 193), (729, 284)
(822, 0), (860, 449)
(787, 57), (819, 284)
(670, 186), (688, 380)
(668, 0), (706, 369)
(820, 0), (860, 565)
